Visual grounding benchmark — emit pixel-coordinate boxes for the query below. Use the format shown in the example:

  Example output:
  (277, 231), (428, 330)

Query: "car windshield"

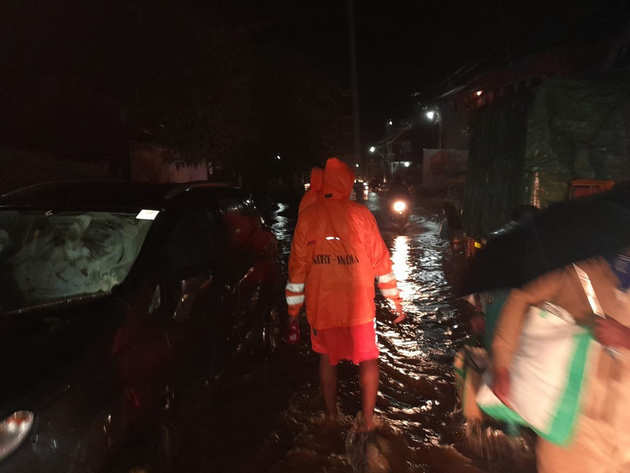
(0, 210), (153, 313)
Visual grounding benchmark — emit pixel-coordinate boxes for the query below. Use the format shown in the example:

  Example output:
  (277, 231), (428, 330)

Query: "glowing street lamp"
(369, 145), (386, 159)
(424, 109), (442, 149)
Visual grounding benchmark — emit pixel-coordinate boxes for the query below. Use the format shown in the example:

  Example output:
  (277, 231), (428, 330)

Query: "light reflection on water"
(271, 203), (292, 257)
(392, 235), (414, 309)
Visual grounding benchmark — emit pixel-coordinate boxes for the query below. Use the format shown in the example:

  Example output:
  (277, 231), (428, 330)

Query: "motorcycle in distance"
(388, 195), (411, 230)
(385, 178), (412, 230)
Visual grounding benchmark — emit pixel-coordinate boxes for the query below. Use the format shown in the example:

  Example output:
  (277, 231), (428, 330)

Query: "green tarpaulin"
(464, 72), (630, 239)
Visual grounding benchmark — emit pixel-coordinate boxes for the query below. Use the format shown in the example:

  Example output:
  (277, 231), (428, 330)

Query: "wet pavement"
(169, 193), (536, 473)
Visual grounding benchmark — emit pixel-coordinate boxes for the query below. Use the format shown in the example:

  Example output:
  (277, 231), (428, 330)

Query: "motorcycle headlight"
(392, 200), (407, 212)
(0, 411), (34, 461)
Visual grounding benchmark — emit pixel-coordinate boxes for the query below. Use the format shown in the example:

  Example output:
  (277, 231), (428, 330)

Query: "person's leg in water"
(320, 354), (338, 422)
(359, 359), (379, 431)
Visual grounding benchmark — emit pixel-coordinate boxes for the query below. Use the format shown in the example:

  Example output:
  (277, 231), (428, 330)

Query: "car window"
(0, 210), (153, 313)
(165, 211), (217, 278)
(219, 195), (262, 246)
(215, 191), (260, 217)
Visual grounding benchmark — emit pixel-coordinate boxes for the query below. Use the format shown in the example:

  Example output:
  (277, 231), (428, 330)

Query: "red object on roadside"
(287, 318), (300, 344)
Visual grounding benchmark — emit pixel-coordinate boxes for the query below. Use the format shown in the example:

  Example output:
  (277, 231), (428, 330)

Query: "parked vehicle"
(369, 178), (384, 193)
(0, 180), (282, 472)
(352, 179), (369, 202)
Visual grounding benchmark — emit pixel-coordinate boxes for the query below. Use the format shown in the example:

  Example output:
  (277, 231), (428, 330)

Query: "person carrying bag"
(483, 258), (630, 473)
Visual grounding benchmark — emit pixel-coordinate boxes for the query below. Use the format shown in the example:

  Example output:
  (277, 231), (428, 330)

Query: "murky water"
(170, 193), (536, 473)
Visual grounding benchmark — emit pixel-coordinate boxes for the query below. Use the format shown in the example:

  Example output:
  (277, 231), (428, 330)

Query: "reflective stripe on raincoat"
(298, 167), (323, 214)
(286, 157), (401, 330)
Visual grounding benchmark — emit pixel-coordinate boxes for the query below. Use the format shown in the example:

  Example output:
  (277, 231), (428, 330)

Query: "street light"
(424, 109), (442, 149)
(368, 145), (385, 158)
(275, 154), (281, 160)
(355, 163), (360, 168)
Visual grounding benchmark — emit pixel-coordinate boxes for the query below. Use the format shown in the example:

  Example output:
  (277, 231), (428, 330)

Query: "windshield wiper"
(4, 292), (110, 316)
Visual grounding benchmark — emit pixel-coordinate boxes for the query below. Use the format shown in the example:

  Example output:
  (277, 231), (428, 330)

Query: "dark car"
(0, 180), (282, 472)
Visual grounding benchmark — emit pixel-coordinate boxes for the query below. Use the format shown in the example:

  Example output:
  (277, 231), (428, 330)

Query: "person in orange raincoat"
(286, 157), (405, 432)
(298, 167), (323, 214)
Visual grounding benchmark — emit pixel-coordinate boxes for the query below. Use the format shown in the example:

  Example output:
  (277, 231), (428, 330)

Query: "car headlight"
(0, 411), (34, 461)
(392, 200), (407, 212)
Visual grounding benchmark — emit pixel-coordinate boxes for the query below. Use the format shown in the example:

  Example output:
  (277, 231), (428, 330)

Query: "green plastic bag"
(476, 303), (593, 446)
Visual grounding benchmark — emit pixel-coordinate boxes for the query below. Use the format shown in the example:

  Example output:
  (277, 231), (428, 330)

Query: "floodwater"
(171, 193), (536, 473)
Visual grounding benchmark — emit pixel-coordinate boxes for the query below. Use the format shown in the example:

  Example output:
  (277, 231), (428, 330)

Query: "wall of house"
(422, 148), (468, 190)
(440, 103), (471, 150)
(130, 143), (208, 183)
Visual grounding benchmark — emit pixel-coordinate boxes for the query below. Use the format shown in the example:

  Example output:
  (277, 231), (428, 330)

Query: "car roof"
(0, 180), (244, 212)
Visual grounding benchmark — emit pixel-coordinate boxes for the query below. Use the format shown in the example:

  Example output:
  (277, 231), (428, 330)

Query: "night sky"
(254, 0), (630, 137)
(2, 0), (629, 163)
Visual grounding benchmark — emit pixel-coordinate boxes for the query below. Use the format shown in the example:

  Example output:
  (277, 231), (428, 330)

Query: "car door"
(157, 208), (230, 383)
(216, 193), (280, 354)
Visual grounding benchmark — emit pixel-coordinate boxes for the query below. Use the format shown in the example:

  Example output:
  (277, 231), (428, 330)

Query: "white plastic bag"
(476, 302), (593, 445)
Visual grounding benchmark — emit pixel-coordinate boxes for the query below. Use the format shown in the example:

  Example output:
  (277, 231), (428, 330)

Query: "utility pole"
(347, 0), (363, 177)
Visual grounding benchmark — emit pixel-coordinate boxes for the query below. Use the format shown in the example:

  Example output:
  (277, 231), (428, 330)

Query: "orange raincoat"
(298, 167), (323, 214)
(286, 158), (401, 330)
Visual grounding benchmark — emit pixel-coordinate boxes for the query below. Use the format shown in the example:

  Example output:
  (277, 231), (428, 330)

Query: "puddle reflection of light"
(271, 203), (292, 255)
(391, 236), (414, 303)
(392, 236), (410, 280)
(272, 204), (288, 234)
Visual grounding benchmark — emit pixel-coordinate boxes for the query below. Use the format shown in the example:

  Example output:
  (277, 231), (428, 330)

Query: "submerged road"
(170, 192), (536, 473)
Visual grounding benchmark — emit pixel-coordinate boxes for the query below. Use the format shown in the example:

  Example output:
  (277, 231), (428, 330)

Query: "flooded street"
(172, 193), (536, 473)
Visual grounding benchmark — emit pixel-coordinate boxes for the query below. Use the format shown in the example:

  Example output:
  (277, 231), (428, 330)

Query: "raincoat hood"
(310, 167), (323, 193)
(323, 157), (354, 200)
